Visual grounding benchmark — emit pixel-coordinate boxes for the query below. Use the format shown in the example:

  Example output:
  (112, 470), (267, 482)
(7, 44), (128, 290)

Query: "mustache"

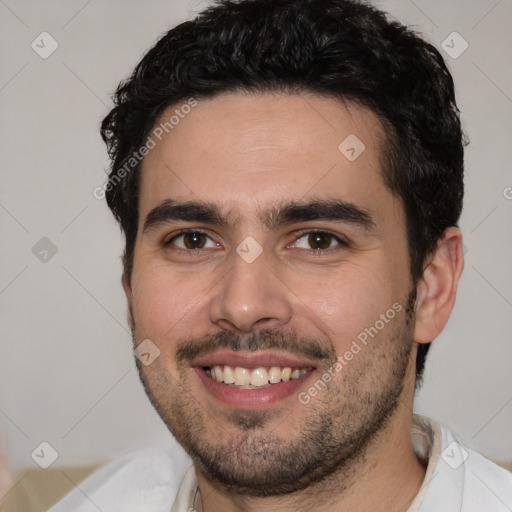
(175, 329), (337, 367)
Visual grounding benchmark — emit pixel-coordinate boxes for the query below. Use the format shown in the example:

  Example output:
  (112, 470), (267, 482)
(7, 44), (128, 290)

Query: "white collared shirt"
(49, 415), (512, 512)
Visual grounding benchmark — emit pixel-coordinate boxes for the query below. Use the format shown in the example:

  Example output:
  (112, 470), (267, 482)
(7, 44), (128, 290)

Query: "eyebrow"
(142, 198), (376, 234)
(143, 200), (230, 233)
(262, 199), (376, 232)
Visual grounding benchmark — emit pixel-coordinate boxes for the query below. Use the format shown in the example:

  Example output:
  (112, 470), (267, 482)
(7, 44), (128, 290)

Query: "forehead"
(138, 92), (398, 225)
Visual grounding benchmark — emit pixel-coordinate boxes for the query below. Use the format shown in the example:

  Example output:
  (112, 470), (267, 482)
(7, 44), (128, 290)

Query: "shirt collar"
(406, 414), (441, 511)
(170, 464), (200, 512)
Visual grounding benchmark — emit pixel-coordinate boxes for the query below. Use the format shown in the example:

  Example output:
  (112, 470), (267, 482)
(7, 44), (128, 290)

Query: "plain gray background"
(1, 0), (511, 476)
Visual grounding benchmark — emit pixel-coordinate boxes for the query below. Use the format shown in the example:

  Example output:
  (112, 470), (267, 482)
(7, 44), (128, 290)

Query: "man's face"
(127, 92), (417, 495)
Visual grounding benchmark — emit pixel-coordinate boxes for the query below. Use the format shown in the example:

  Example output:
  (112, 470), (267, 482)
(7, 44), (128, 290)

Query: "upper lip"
(191, 350), (319, 369)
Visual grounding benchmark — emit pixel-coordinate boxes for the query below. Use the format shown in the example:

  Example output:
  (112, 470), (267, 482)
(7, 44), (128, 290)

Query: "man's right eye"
(166, 230), (220, 250)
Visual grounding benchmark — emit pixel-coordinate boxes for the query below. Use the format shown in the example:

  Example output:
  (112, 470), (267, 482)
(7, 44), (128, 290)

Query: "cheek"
(288, 263), (401, 352)
(130, 265), (211, 347)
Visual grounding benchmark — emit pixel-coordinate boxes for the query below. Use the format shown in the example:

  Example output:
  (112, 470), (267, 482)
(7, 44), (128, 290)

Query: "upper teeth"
(206, 365), (312, 387)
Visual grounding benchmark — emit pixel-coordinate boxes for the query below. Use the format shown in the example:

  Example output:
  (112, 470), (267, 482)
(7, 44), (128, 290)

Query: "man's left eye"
(293, 231), (345, 251)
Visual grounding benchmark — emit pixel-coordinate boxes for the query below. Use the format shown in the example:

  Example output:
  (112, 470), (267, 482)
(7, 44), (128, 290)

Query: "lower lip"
(194, 367), (316, 408)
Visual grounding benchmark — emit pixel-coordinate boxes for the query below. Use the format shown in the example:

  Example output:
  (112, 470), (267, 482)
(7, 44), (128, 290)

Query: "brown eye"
(167, 230), (218, 250)
(307, 232), (333, 250)
(182, 232), (207, 249)
(292, 231), (346, 252)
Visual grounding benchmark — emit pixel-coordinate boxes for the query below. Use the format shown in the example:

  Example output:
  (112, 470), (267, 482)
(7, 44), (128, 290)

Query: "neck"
(194, 404), (426, 512)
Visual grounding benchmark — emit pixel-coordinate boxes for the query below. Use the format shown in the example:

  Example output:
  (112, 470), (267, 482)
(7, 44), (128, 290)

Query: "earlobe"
(413, 227), (464, 344)
(122, 272), (135, 331)
(122, 271), (132, 299)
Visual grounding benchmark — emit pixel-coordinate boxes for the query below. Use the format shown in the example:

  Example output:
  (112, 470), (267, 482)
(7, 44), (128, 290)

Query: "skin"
(123, 91), (464, 512)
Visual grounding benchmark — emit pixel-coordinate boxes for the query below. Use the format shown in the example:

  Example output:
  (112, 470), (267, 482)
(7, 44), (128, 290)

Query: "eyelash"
(293, 229), (348, 252)
(164, 228), (219, 252)
(164, 228), (348, 254)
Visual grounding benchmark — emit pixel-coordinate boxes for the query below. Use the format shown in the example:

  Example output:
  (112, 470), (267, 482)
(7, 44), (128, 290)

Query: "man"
(50, 0), (512, 510)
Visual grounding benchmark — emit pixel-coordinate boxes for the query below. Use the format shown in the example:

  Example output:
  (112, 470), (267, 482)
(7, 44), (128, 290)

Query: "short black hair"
(100, 0), (465, 382)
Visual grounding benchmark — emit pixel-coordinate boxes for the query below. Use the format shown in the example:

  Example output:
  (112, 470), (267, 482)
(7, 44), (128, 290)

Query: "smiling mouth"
(203, 365), (314, 389)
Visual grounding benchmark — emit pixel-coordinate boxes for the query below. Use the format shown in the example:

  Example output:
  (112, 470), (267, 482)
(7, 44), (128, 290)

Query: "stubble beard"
(133, 293), (416, 497)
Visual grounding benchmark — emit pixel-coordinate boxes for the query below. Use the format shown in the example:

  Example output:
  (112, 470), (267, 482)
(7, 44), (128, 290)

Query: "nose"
(208, 250), (293, 333)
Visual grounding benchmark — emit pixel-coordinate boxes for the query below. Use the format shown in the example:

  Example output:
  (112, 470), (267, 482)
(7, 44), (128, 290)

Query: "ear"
(413, 227), (464, 343)
(122, 271), (135, 331)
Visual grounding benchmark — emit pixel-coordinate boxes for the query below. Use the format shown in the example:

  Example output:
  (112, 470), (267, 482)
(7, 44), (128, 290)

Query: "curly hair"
(100, 0), (465, 381)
